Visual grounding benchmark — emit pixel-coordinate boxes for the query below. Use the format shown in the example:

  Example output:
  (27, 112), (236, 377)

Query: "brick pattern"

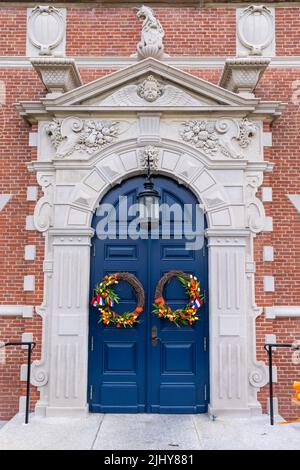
(0, 316), (41, 420)
(66, 7), (236, 57)
(0, 5), (299, 420)
(0, 9), (26, 56)
(0, 6), (299, 58)
(0, 69), (44, 420)
(255, 69), (300, 420)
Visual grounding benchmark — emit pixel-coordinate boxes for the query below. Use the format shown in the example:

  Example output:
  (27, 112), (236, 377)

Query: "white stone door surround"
(18, 58), (284, 418)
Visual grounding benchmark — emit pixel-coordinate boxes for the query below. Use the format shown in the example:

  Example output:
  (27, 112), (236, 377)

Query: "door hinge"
(204, 384), (207, 402)
(203, 336), (207, 352)
(92, 242), (96, 257)
(89, 385), (93, 401)
(90, 336), (94, 352)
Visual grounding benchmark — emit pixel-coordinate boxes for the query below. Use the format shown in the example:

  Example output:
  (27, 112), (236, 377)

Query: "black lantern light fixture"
(137, 148), (160, 229)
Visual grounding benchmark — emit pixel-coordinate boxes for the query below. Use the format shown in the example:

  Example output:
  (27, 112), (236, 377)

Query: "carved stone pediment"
(92, 75), (213, 107)
(54, 59), (257, 109)
(18, 58), (284, 123)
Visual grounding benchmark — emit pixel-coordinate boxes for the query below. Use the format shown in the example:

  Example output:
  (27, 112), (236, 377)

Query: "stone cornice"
(0, 305), (33, 318)
(219, 57), (271, 97)
(17, 56), (285, 125)
(17, 100), (285, 124)
(31, 57), (83, 96)
(3, 55), (300, 69)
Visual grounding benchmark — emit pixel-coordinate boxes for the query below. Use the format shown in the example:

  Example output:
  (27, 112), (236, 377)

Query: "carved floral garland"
(46, 118), (119, 158)
(153, 271), (204, 327)
(91, 272), (145, 328)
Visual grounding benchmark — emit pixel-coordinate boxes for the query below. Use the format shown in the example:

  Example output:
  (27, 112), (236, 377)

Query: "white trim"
(265, 306), (300, 319)
(263, 216), (273, 232)
(29, 132), (38, 147)
(264, 276), (275, 292)
(0, 194), (12, 212)
(21, 332), (33, 348)
(19, 396), (27, 413)
(265, 334), (276, 346)
(2, 56), (300, 70)
(26, 186), (38, 201)
(24, 245), (36, 261)
(288, 195), (300, 214)
(20, 364), (28, 381)
(25, 215), (35, 230)
(262, 132), (272, 147)
(262, 187), (272, 202)
(267, 397), (279, 416)
(0, 305), (33, 318)
(23, 275), (35, 292)
(263, 246), (274, 262)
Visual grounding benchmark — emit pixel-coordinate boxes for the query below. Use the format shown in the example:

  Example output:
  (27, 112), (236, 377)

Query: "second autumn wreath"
(153, 270), (204, 327)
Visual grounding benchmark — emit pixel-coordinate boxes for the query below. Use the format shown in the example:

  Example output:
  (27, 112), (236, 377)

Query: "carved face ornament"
(137, 75), (164, 102)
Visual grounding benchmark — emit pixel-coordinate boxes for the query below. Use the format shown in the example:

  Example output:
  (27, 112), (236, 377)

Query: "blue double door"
(88, 176), (209, 413)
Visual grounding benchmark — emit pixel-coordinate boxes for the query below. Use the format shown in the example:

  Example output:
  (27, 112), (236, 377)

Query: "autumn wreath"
(91, 272), (145, 328)
(153, 270), (204, 327)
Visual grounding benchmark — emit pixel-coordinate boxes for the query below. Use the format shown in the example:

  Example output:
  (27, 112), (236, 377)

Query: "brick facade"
(0, 3), (299, 421)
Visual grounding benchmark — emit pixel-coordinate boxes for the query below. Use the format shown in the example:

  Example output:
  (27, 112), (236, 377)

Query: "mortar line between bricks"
(91, 414), (105, 450)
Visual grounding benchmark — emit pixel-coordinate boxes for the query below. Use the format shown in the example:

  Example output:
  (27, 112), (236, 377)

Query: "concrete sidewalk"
(0, 413), (299, 450)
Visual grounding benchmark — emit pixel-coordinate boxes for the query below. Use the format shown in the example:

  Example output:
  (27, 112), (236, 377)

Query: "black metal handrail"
(0, 341), (36, 424)
(264, 342), (300, 425)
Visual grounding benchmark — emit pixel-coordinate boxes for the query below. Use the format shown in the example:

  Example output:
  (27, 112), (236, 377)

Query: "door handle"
(151, 325), (160, 347)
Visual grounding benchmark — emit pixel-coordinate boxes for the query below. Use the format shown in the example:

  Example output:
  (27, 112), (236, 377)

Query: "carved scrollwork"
(45, 117), (119, 158)
(246, 173), (265, 233)
(31, 306), (49, 387)
(31, 366), (49, 387)
(237, 118), (257, 148)
(180, 118), (256, 159)
(34, 172), (54, 232)
(249, 363), (268, 388)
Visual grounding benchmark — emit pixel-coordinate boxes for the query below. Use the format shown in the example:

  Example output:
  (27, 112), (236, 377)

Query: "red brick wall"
(0, 4), (299, 421)
(254, 69), (300, 419)
(0, 69), (44, 420)
(66, 7), (236, 57)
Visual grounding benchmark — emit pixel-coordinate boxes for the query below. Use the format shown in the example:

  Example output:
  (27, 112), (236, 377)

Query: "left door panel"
(88, 236), (148, 413)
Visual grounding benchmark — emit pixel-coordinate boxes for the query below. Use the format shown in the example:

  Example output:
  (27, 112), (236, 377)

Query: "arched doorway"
(88, 175), (209, 413)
